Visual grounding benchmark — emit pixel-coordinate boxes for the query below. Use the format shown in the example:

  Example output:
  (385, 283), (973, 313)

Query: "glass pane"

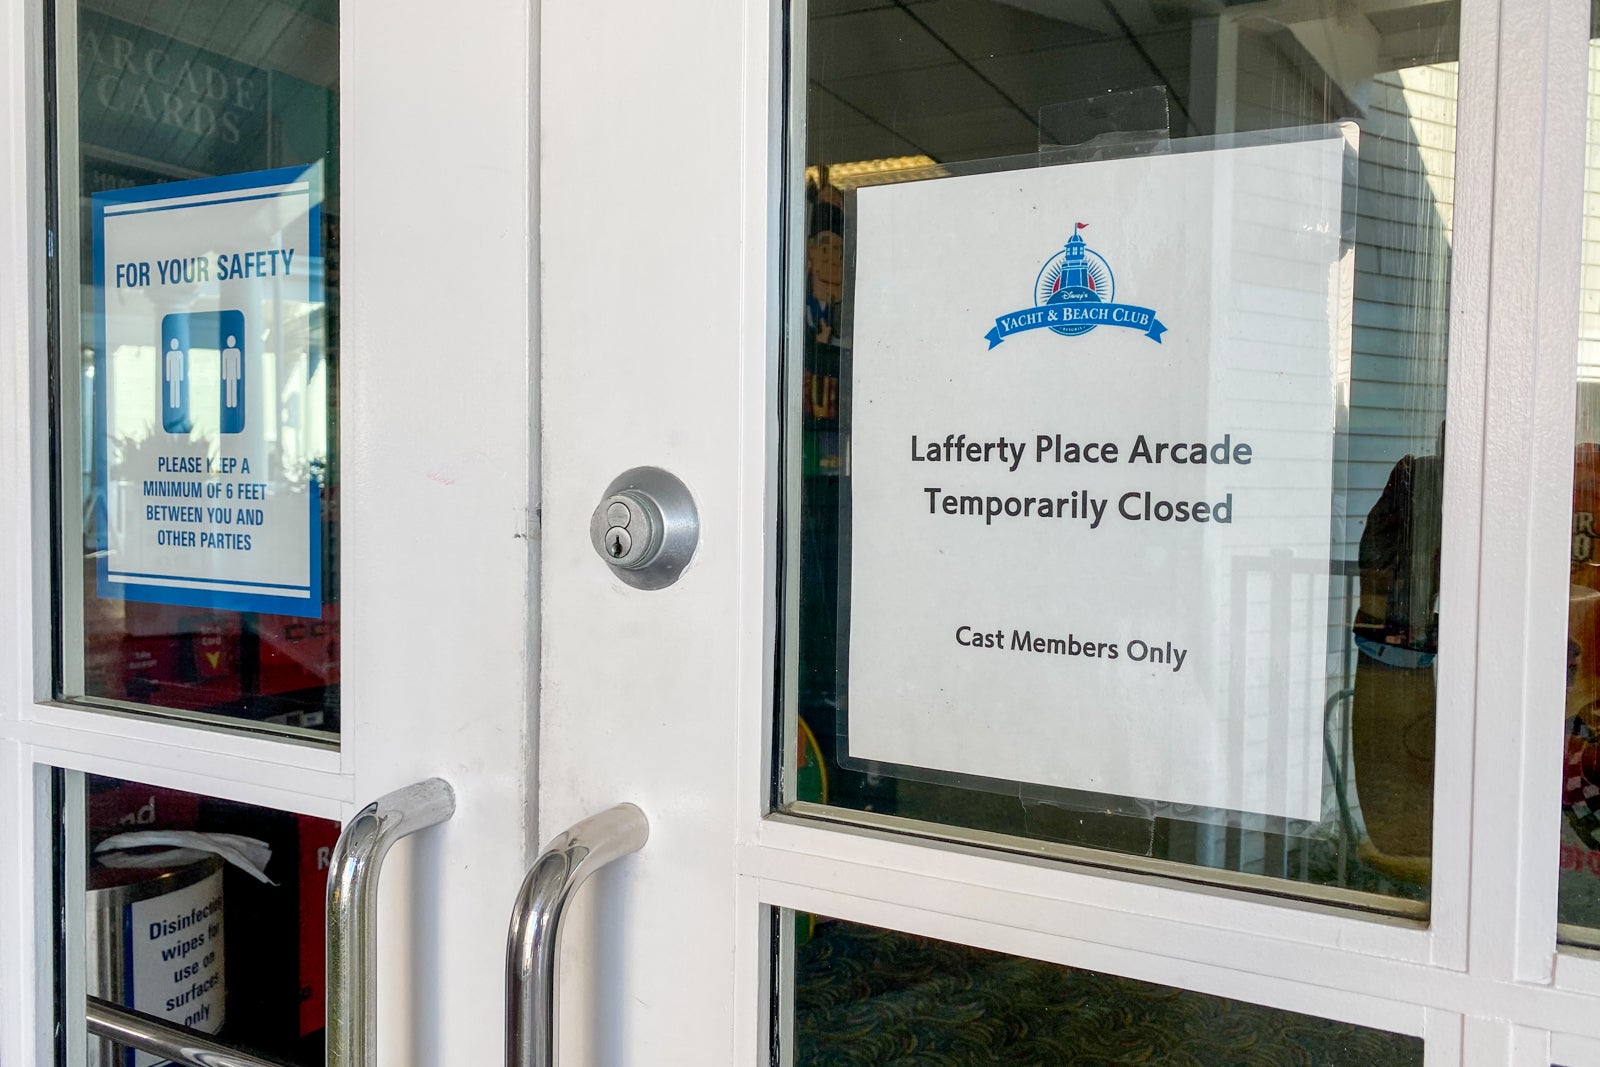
(784, 913), (1424, 1065)
(784, 0), (1458, 906)
(53, 0), (340, 736)
(1559, 0), (1600, 946)
(65, 772), (340, 1065)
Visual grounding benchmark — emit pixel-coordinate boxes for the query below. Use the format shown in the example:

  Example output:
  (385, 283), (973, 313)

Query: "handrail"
(86, 996), (298, 1067)
(506, 804), (649, 1067)
(326, 777), (457, 1067)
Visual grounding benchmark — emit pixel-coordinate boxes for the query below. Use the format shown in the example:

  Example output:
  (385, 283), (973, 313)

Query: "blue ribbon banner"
(985, 301), (1167, 348)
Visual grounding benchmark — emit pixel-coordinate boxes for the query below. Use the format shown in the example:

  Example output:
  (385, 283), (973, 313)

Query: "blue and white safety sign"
(93, 165), (324, 617)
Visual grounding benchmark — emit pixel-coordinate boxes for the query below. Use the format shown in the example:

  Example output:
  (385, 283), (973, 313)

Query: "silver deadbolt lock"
(589, 467), (699, 589)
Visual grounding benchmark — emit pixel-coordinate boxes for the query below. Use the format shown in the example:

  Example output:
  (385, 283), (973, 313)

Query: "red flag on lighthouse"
(1076, 222), (1088, 230)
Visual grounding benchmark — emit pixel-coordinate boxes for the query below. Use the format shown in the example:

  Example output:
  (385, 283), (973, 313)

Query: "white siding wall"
(1343, 63), (1454, 561)
(1581, 40), (1600, 388)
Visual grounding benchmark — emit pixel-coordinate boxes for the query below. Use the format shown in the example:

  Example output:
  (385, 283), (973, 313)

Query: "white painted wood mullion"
(0, 0), (49, 722)
(1512, 1022), (1556, 1067)
(734, 877), (776, 1067)
(1511, 0), (1592, 986)
(750, 841), (1448, 1001)
(1, 742), (43, 1067)
(1552, 1029), (1600, 1064)
(1423, 1008), (1466, 1067)
(752, 815), (1432, 960)
(1462, 1017), (1513, 1066)
(747, 837), (1600, 1041)
(18, 701), (345, 770)
(0, 0), (51, 1055)
(735, 0), (792, 1062)
(1467, 0), (1588, 986)
(27, 741), (349, 820)
(756, 876), (1430, 1039)
(1428, 0), (1503, 977)
(1555, 948), (1600, 994)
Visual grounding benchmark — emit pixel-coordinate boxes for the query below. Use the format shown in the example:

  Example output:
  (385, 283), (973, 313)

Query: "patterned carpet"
(794, 922), (1423, 1066)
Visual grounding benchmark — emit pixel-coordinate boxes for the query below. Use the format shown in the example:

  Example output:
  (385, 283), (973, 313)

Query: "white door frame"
(0, 0), (539, 1064)
(538, 0), (1600, 1063)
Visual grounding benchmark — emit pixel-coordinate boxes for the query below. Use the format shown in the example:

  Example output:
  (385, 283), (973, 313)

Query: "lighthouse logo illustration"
(985, 222), (1167, 348)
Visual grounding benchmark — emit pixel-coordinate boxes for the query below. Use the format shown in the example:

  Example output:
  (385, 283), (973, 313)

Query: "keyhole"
(598, 522), (633, 564)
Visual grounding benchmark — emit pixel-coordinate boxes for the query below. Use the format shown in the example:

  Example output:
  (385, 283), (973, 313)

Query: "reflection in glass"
(786, 914), (1423, 1065)
(56, 0), (340, 735)
(1558, 1), (1600, 943)
(787, 0), (1458, 904)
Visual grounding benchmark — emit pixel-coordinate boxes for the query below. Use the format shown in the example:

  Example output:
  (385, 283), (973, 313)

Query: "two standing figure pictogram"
(160, 310), (246, 435)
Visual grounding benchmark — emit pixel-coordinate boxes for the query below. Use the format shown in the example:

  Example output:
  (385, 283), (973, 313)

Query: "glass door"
(0, 0), (538, 1062)
(11, 0), (1600, 1063)
(537, 0), (1600, 1064)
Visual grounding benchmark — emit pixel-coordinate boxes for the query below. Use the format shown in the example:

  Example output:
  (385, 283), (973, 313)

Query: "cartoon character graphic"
(806, 186), (845, 346)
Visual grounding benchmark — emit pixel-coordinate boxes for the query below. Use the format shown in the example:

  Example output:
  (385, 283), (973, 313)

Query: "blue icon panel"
(159, 309), (246, 435)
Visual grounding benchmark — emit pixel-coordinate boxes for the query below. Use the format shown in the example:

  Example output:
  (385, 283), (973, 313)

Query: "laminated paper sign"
(127, 866), (226, 1063)
(94, 165), (324, 617)
(847, 135), (1350, 821)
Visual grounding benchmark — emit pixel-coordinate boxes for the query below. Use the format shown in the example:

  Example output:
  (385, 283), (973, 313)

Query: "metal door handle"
(506, 804), (649, 1067)
(327, 777), (457, 1067)
(86, 996), (298, 1067)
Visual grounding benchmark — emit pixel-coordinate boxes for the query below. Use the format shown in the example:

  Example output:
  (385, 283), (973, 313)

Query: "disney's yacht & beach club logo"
(984, 223), (1167, 348)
